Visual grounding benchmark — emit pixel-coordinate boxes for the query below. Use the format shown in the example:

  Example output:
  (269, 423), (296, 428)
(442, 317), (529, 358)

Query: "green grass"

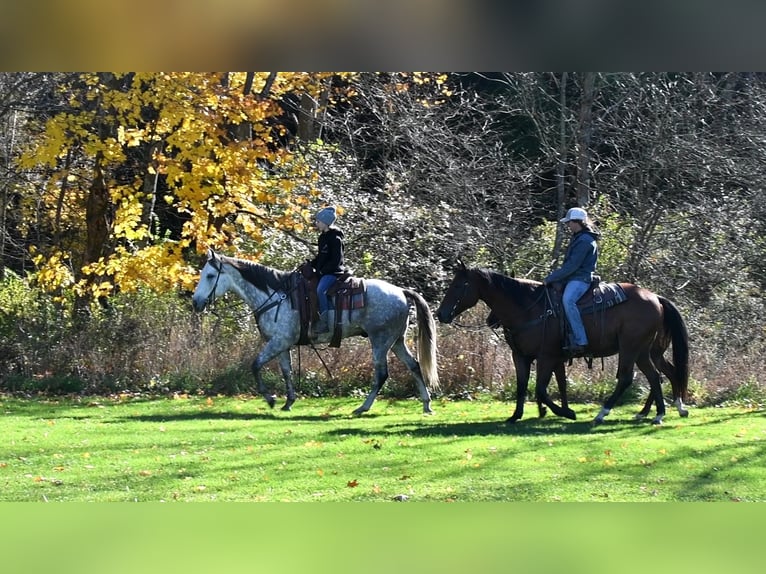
(1, 395), (764, 502)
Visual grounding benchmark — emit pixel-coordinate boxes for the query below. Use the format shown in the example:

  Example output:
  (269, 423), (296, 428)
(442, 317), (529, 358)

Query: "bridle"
(203, 258), (224, 307)
(203, 257), (288, 321)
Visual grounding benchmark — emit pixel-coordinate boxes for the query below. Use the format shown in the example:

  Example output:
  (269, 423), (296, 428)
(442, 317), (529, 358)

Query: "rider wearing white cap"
(544, 207), (601, 355)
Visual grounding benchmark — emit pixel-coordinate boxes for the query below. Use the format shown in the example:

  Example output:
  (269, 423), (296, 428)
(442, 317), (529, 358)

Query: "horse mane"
(220, 255), (292, 292)
(474, 267), (542, 300)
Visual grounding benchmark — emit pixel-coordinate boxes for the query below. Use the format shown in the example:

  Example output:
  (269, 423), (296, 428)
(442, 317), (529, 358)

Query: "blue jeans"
(317, 274), (337, 313)
(562, 280), (590, 346)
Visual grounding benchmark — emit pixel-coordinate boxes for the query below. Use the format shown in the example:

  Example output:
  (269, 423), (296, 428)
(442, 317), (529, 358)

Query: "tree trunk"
(552, 72), (569, 266)
(576, 72), (596, 207)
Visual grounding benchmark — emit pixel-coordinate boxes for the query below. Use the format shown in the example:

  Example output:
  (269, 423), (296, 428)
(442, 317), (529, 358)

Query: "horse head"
(192, 248), (229, 312)
(436, 264), (480, 323)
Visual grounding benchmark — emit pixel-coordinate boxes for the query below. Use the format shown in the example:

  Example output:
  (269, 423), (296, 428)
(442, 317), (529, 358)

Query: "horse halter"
(444, 279), (472, 322)
(203, 258), (224, 307)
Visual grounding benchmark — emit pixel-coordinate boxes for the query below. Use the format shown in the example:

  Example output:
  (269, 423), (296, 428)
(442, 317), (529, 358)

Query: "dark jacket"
(545, 229), (600, 284)
(311, 227), (345, 276)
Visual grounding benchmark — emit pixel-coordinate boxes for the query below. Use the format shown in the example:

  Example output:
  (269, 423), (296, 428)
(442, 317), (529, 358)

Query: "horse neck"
(222, 262), (277, 310)
(479, 273), (539, 317)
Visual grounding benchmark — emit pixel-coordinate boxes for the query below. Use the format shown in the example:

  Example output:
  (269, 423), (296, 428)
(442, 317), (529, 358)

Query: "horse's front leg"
(535, 361), (576, 420)
(277, 350), (296, 411)
(506, 353), (531, 423)
(251, 340), (288, 409)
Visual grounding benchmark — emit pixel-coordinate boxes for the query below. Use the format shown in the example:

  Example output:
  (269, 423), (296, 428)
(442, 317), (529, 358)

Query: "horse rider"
(543, 206), (601, 355)
(310, 206), (346, 333)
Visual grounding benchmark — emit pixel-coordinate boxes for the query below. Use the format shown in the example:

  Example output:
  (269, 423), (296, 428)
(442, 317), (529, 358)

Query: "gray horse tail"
(403, 289), (440, 393)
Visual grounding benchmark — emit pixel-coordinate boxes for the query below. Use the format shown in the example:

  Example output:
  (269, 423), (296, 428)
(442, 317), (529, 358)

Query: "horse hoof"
(505, 416), (520, 424)
(281, 404), (292, 412)
(266, 396), (276, 409)
(564, 409), (576, 421)
(679, 410), (689, 418)
(591, 417), (603, 427)
(651, 417), (663, 425)
(352, 408), (366, 417)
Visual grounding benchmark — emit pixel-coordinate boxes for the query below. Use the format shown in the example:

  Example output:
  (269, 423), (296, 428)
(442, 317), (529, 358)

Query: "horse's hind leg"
(652, 352), (689, 418)
(636, 353), (666, 424)
(352, 336), (392, 416)
(593, 353), (638, 426)
(390, 338), (433, 414)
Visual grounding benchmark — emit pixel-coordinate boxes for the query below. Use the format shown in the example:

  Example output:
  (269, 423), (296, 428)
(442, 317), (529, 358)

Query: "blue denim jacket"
(544, 230), (599, 284)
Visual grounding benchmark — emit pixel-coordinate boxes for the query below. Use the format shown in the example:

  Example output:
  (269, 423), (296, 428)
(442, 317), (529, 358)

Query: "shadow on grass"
(110, 411), (385, 423)
(322, 415), (648, 438)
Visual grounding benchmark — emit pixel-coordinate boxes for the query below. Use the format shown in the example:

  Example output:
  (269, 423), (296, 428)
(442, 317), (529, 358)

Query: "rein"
(206, 258), (290, 322)
(502, 288), (555, 336)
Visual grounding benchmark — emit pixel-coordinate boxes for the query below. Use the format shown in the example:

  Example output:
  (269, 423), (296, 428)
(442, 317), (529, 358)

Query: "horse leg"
(653, 353), (690, 418)
(390, 338), (433, 414)
(636, 352), (666, 425)
(506, 353), (531, 423)
(352, 338), (392, 416)
(593, 353), (637, 426)
(554, 362), (570, 412)
(276, 350), (296, 411)
(251, 340), (289, 409)
(535, 362), (576, 420)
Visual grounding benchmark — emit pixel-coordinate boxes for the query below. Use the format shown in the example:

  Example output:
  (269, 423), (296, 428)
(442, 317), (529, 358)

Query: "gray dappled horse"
(191, 249), (439, 415)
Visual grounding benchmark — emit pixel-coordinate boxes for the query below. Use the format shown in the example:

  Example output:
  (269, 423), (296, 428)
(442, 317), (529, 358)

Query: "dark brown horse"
(436, 263), (690, 425)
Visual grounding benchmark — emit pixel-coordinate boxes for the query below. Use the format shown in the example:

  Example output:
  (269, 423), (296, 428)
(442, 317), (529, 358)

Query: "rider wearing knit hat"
(311, 206), (345, 334)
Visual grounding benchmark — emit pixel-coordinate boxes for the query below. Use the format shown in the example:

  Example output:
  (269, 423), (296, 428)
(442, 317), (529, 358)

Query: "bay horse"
(191, 249), (439, 415)
(436, 263), (689, 425)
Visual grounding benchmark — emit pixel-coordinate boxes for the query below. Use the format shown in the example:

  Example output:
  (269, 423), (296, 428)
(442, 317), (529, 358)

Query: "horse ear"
(456, 258), (467, 271)
(207, 247), (216, 261)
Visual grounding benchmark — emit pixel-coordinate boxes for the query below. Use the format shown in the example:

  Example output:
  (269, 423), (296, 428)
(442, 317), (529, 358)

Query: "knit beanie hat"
(316, 206), (337, 226)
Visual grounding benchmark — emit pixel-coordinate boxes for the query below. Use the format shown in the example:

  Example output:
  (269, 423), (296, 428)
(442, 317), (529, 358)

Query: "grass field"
(1, 395), (763, 502)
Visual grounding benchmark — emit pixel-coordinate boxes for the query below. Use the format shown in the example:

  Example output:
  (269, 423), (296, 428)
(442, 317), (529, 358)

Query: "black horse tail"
(403, 289), (440, 393)
(659, 296), (690, 401)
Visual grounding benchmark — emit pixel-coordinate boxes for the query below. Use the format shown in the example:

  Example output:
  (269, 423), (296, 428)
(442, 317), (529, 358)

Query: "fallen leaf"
(347, 479), (359, 488)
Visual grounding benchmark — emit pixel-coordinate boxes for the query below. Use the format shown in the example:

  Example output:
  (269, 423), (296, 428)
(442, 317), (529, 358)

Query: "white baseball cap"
(560, 207), (588, 223)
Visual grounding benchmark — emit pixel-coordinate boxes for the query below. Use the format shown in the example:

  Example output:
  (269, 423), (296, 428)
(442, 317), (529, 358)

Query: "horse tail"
(659, 296), (690, 401)
(403, 289), (440, 393)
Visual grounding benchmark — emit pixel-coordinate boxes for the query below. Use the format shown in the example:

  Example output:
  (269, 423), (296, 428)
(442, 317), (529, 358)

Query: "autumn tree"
(12, 72), (351, 311)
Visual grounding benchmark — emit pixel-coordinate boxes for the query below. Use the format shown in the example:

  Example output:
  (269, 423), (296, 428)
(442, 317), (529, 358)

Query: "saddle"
(550, 276), (628, 354)
(290, 263), (367, 347)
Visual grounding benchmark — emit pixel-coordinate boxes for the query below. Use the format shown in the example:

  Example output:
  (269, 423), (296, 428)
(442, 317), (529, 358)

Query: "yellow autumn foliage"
(18, 72), (357, 300)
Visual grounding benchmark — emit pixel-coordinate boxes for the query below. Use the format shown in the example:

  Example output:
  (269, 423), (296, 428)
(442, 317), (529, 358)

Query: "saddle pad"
(578, 282), (627, 315)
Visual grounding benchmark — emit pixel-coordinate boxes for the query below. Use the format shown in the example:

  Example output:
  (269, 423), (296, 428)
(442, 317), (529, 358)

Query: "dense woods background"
(1, 72), (764, 406)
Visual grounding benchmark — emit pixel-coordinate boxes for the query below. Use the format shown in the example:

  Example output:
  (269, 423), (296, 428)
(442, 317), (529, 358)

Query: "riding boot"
(314, 311), (330, 334)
